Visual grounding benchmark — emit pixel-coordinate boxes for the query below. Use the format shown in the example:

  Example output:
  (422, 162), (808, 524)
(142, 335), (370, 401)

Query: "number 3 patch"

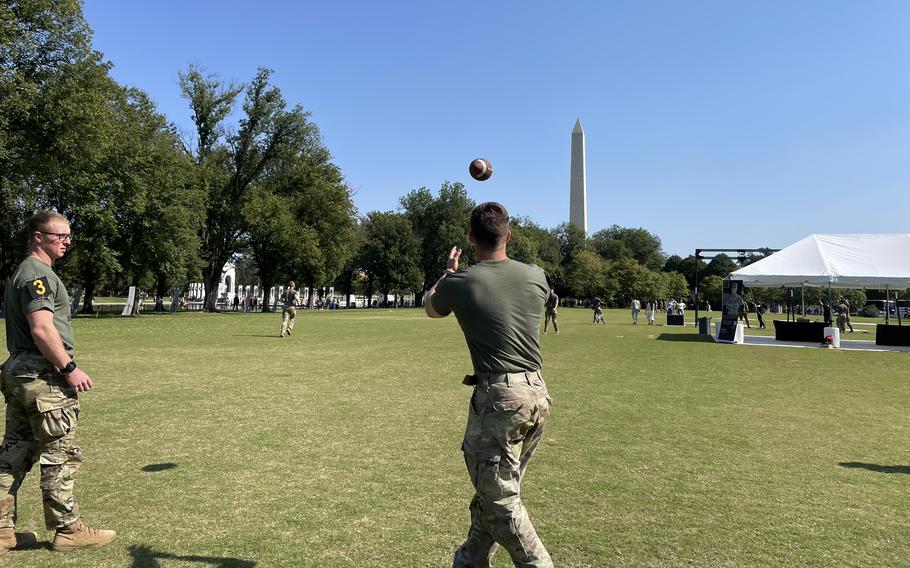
(26, 277), (50, 300)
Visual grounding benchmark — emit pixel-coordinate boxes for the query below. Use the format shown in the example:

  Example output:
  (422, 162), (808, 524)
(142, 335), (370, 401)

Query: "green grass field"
(1, 308), (908, 567)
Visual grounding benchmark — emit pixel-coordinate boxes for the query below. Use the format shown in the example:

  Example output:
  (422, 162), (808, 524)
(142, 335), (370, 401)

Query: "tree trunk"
(260, 278), (274, 312)
(366, 275), (373, 308)
(307, 281), (316, 309)
(202, 261), (224, 312)
(155, 271), (169, 299)
(130, 282), (141, 316)
(80, 278), (96, 314)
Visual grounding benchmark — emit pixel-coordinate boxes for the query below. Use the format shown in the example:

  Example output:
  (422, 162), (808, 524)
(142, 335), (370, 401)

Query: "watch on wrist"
(61, 361), (77, 374)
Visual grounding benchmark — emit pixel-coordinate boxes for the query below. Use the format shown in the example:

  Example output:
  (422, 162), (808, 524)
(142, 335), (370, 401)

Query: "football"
(469, 158), (493, 181)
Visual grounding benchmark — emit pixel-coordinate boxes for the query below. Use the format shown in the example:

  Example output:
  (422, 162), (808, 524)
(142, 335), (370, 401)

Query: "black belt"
(10, 349), (43, 356)
(463, 370), (541, 386)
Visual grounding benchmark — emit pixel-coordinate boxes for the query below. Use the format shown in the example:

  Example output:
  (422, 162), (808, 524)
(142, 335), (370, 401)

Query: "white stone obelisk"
(569, 118), (587, 234)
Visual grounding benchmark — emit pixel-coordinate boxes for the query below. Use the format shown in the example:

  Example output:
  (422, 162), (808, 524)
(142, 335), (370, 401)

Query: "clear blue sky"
(83, 1), (910, 257)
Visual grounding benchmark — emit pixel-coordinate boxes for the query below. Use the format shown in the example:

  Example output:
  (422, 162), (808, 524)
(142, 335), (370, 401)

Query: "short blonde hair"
(27, 211), (69, 237)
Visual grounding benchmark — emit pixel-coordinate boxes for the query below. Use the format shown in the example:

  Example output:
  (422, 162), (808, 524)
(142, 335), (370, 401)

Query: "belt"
(462, 370), (542, 387)
(10, 349), (43, 357)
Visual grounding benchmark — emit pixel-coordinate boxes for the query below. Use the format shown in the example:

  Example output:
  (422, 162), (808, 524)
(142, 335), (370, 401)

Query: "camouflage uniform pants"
(453, 371), (553, 568)
(543, 312), (558, 333)
(280, 306), (297, 335)
(0, 354), (81, 529)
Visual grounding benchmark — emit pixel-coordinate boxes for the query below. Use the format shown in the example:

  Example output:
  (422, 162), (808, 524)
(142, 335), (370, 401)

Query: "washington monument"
(570, 118), (587, 234)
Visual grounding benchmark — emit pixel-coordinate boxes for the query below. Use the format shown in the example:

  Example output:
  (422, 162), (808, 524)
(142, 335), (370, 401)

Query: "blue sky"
(83, 1), (910, 257)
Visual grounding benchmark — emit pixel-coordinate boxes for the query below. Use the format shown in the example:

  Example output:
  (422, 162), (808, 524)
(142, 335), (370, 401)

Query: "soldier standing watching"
(0, 211), (116, 553)
(543, 288), (559, 334)
(425, 202), (554, 568)
(279, 281), (300, 337)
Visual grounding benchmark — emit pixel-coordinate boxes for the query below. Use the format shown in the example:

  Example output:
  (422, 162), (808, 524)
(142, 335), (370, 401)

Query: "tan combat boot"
(0, 527), (38, 555)
(52, 518), (117, 551)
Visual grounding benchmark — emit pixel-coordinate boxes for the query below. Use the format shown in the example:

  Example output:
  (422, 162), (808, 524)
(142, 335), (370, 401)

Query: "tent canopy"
(730, 234), (910, 289)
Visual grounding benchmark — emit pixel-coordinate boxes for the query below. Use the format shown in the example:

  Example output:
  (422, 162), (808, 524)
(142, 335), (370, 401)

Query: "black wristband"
(61, 361), (77, 374)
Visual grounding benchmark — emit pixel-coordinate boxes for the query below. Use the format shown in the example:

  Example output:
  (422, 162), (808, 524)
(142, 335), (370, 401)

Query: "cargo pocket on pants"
(36, 391), (79, 438)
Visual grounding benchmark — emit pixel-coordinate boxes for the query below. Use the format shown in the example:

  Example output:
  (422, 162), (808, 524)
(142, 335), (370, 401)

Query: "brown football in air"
(469, 158), (493, 181)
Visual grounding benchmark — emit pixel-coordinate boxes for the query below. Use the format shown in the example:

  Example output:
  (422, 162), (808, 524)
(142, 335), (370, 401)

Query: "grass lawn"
(1, 307), (908, 567)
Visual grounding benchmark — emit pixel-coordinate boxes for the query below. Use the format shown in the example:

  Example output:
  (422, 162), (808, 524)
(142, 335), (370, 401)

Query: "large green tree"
(179, 66), (317, 311)
(705, 253), (738, 279)
(565, 249), (613, 301)
(590, 225), (666, 271)
(249, 144), (357, 310)
(244, 188), (319, 311)
(663, 254), (706, 288)
(551, 222), (588, 295)
(0, 0), (119, 303)
(106, 88), (201, 312)
(508, 216), (561, 280)
(400, 181), (474, 305)
(358, 211), (422, 304)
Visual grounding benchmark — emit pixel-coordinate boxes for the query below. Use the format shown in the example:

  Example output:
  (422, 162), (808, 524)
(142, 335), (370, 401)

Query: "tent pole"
(787, 287), (792, 322)
(801, 284), (805, 317)
(897, 288), (903, 327)
(885, 286), (891, 325)
(694, 250), (699, 327)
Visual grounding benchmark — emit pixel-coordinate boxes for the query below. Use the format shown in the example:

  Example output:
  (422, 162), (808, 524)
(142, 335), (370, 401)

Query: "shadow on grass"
(655, 333), (715, 343)
(232, 334), (280, 338)
(839, 462), (910, 475)
(141, 463), (177, 472)
(130, 545), (255, 567)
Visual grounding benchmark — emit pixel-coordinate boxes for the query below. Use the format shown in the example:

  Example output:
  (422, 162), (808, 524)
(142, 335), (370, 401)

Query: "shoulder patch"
(26, 277), (51, 300)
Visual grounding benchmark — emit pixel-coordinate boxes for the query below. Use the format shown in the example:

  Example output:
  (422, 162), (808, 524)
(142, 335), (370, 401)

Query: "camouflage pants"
(0, 354), (81, 529)
(453, 371), (553, 568)
(280, 306), (297, 335)
(543, 312), (558, 333)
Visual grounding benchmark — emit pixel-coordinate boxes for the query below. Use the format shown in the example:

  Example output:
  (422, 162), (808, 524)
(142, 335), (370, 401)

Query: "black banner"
(719, 280), (743, 342)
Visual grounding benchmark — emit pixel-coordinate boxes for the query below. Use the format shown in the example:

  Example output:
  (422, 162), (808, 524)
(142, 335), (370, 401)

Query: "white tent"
(730, 234), (910, 289)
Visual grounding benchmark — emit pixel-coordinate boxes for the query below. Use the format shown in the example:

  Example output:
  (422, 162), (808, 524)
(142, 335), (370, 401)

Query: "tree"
(700, 275), (724, 309)
(508, 216), (561, 278)
(663, 254), (706, 288)
(244, 147), (357, 310)
(590, 237), (632, 263)
(358, 211), (422, 303)
(607, 259), (656, 306)
(400, 182), (474, 305)
(590, 225), (666, 271)
(179, 66), (318, 311)
(292, 178), (357, 307)
(244, 188), (319, 311)
(660, 271), (690, 301)
(551, 222), (587, 295)
(0, 0), (123, 306)
(705, 253), (738, 279)
(106, 88), (201, 312)
(564, 249), (613, 301)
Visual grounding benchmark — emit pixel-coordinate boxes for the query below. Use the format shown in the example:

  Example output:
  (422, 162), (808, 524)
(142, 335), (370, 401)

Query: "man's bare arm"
(425, 276), (448, 318)
(425, 245), (461, 319)
(26, 309), (93, 391)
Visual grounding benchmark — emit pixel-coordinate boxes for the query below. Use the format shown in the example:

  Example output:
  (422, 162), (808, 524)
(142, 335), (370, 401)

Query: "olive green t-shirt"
(432, 258), (548, 374)
(283, 288), (300, 308)
(4, 256), (74, 356)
